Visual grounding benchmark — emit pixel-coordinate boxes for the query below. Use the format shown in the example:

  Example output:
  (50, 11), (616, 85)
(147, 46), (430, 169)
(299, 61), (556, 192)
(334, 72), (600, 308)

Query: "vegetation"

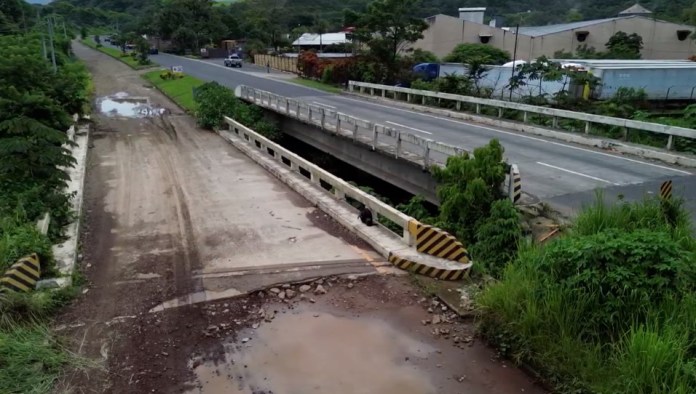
(444, 43), (511, 65)
(1, 4), (92, 392)
(478, 194), (696, 393)
(81, 36), (153, 69)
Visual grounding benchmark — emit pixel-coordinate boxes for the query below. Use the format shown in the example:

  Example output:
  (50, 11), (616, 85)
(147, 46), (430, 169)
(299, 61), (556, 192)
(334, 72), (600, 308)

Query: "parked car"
(224, 54), (243, 68)
(149, 47), (159, 55)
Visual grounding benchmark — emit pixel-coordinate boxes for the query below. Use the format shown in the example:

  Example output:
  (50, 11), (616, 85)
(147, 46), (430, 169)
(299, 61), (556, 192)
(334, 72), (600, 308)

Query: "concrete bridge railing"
(237, 85), (524, 204)
(222, 116), (474, 278)
(348, 81), (696, 151)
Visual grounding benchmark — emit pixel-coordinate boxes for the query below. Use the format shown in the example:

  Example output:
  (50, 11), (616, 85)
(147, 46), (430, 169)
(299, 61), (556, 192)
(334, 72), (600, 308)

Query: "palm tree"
(313, 18), (329, 53)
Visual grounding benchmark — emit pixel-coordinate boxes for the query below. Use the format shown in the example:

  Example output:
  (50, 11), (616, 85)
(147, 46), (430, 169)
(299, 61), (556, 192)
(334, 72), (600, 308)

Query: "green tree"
(431, 139), (507, 244)
(605, 31), (643, 59)
(345, 0), (428, 81)
(471, 199), (521, 277)
(80, 26), (88, 40)
(443, 43), (510, 65)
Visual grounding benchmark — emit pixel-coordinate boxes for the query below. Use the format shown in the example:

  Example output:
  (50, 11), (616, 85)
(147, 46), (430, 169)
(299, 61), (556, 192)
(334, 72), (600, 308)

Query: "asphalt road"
(150, 53), (695, 221)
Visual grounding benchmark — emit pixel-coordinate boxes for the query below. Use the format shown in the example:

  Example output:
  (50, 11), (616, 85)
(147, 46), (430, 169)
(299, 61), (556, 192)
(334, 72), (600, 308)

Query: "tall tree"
(345, 0), (428, 80)
(313, 17), (329, 53)
(605, 31), (643, 59)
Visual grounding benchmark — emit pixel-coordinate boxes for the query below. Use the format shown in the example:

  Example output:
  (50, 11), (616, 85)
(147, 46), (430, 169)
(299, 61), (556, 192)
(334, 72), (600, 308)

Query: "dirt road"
(56, 43), (544, 394)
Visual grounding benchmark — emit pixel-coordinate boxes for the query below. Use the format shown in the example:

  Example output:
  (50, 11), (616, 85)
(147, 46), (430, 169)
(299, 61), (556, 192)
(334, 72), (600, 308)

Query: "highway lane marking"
(536, 162), (620, 185)
(336, 96), (693, 176)
(312, 102), (337, 109)
(385, 121), (433, 135)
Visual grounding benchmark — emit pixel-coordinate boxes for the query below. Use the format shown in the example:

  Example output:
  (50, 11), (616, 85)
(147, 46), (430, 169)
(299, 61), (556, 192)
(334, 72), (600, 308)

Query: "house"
(412, 4), (696, 60)
(291, 32), (350, 50)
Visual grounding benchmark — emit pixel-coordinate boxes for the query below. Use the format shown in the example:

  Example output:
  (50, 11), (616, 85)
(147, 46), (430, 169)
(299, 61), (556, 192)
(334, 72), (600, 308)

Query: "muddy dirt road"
(56, 43), (545, 394)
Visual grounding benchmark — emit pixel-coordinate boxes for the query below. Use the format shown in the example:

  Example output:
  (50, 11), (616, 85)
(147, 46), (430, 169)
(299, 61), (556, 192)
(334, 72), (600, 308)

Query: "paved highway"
(149, 53), (695, 217)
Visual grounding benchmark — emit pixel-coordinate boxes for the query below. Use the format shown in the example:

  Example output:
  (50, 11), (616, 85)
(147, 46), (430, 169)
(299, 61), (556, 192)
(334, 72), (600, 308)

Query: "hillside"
(46, 0), (695, 30)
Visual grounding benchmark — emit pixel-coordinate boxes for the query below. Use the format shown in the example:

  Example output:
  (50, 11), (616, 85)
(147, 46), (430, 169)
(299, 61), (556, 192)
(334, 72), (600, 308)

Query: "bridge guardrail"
(348, 81), (696, 151)
(223, 115), (415, 245)
(238, 85), (523, 204)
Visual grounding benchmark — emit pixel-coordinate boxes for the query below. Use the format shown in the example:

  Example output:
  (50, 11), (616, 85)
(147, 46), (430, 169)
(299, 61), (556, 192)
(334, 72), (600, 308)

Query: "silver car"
(224, 54), (243, 68)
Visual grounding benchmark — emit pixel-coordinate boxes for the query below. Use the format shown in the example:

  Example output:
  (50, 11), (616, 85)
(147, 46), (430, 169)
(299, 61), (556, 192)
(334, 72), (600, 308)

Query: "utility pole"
(47, 17), (57, 73)
(509, 24), (520, 101)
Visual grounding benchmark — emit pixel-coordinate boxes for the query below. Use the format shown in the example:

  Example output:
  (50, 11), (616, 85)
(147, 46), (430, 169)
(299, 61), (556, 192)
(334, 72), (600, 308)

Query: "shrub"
(444, 43), (510, 65)
(193, 82), (238, 129)
(470, 199), (521, 277)
(0, 218), (52, 273)
(432, 139), (507, 244)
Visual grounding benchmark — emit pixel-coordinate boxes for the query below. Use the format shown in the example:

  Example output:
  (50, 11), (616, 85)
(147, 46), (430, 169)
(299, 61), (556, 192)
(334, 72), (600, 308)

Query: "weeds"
(477, 194), (696, 393)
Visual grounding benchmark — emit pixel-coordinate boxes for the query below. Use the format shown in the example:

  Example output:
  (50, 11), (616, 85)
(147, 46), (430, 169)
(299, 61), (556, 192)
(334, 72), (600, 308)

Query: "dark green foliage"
(194, 82), (237, 129)
(0, 217), (53, 273)
(443, 43), (510, 65)
(470, 199), (521, 277)
(431, 139), (507, 244)
(193, 82), (281, 140)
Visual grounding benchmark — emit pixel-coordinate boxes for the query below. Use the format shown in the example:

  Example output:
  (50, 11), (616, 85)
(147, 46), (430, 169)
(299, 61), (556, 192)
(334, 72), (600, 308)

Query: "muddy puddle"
(187, 311), (438, 394)
(97, 92), (167, 118)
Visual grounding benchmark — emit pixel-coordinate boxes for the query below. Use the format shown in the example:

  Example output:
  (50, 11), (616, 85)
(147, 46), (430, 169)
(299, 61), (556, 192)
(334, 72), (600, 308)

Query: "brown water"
(186, 311), (438, 394)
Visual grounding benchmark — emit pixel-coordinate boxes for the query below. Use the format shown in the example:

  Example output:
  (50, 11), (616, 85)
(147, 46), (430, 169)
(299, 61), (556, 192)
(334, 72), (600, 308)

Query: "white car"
(224, 54), (243, 68)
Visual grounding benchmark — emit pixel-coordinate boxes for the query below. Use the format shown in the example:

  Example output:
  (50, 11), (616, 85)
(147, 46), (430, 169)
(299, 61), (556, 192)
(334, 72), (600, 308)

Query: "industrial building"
(411, 4), (696, 60)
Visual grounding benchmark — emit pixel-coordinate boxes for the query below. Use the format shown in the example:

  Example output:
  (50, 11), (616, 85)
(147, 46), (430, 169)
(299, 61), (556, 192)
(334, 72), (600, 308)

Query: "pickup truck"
(224, 54), (243, 68)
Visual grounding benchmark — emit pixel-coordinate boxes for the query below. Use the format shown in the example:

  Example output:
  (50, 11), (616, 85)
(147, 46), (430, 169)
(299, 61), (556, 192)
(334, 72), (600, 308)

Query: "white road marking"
(537, 162), (620, 185)
(312, 101), (336, 109)
(385, 121), (433, 135)
(336, 96), (693, 176)
(158, 54), (692, 177)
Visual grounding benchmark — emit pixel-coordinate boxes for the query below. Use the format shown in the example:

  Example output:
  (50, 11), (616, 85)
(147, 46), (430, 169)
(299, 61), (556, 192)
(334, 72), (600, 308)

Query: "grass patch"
(142, 70), (206, 112)
(290, 78), (343, 94)
(477, 194), (696, 393)
(80, 39), (153, 70)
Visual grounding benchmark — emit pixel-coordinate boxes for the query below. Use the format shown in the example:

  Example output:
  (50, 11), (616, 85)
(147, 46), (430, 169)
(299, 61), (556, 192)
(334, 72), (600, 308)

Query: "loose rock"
(431, 315), (442, 325)
(285, 289), (296, 299)
(282, 284), (291, 289)
(347, 283), (354, 289)
(299, 285), (312, 293)
(314, 285), (327, 295)
(278, 291), (286, 300)
(269, 288), (281, 294)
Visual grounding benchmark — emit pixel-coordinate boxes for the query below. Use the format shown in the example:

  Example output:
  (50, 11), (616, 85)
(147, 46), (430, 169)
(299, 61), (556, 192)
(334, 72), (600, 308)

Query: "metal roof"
(515, 17), (629, 37)
(619, 4), (652, 15)
(292, 33), (349, 46)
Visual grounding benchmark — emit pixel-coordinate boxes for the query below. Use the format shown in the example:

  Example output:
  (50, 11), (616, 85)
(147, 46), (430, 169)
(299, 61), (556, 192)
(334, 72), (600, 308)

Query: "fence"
(253, 55), (298, 74)
(348, 81), (696, 151)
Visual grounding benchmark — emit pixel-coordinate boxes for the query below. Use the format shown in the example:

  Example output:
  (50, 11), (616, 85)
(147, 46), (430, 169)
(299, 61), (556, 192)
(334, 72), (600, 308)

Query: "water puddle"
(149, 288), (243, 313)
(97, 92), (166, 118)
(186, 311), (437, 394)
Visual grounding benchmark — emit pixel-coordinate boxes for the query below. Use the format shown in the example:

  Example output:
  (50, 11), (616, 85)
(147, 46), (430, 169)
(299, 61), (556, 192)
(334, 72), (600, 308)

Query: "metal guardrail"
(348, 81), (696, 151)
(237, 85), (523, 204)
(238, 85), (466, 169)
(222, 115), (415, 245)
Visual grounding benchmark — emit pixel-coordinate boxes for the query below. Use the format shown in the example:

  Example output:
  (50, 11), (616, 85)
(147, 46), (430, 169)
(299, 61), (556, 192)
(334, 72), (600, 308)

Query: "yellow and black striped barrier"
(660, 180), (673, 200)
(509, 164), (521, 204)
(0, 254), (41, 293)
(389, 253), (469, 281)
(408, 220), (471, 264)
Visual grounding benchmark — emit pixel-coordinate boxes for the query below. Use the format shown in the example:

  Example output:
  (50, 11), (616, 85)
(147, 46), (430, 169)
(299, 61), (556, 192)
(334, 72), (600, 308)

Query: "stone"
(282, 284), (291, 289)
(241, 337), (251, 343)
(427, 307), (433, 314)
(314, 285), (327, 295)
(347, 283), (354, 289)
(269, 288), (281, 294)
(309, 298), (316, 303)
(315, 279), (324, 285)
(278, 291), (286, 300)
(347, 274), (358, 281)
(252, 323), (259, 329)
(421, 320), (430, 326)
(285, 289), (296, 299)
(161, 352), (169, 356)
(299, 285), (312, 293)
(431, 315), (442, 325)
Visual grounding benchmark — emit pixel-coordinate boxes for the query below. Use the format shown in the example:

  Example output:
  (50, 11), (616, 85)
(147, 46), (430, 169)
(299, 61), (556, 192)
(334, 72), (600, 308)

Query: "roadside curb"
(216, 125), (472, 280)
(341, 91), (696, 169)
(37, 123), (90, 289)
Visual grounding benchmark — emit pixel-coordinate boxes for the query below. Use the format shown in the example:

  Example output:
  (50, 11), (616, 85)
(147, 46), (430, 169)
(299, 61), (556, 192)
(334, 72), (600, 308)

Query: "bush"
(477, 196), (696, 393)
(432, 139), (507, 244)
(444, 43), (510, 65)
(193, 82), (238, 129)
(0, 219), (52, 274)
(470, 199), (521, 277)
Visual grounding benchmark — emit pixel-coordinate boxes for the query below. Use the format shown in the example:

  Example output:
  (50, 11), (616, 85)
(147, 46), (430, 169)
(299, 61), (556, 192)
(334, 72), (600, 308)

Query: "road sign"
(660, 180), (673, 200)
